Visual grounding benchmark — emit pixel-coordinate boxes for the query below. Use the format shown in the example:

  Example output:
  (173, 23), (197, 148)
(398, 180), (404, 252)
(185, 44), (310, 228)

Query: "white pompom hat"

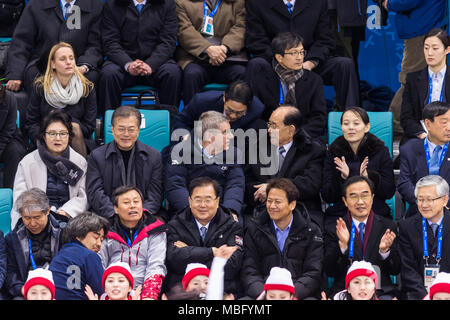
(182, 263), (210, 290)
(345, 261), (378, 289)
(256, 267), (295, 300)
(24, 268), (55, 300)
(423, 272), (450, 300)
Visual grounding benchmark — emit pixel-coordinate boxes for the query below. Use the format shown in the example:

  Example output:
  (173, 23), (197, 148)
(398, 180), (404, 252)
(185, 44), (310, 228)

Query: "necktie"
(64, 2), (71, 19)
(429, 145), (443, 175)
(286, 2), (293, 14)
(136, 3), (144, 13)
(431, 223), (439, 237)
(278, 146), (286, 171)
(359, 222), (365, 244)
(200, 226), (207, 242)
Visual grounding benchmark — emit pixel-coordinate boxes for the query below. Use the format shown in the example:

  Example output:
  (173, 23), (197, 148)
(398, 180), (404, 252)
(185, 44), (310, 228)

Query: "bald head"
(268, 106), (301, 145)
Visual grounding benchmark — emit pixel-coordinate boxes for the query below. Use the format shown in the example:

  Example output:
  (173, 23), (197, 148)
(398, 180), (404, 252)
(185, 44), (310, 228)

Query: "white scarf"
(44, 74), (84, 109)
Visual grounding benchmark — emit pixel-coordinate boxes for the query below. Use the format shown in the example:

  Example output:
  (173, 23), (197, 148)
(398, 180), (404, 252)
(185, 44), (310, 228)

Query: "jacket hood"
(329, 132), (386, 158)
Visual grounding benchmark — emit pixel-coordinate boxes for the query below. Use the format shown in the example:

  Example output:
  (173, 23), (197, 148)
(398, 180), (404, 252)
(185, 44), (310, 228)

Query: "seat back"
(104, 109), (170, 152)
(0, 189), (12, 234)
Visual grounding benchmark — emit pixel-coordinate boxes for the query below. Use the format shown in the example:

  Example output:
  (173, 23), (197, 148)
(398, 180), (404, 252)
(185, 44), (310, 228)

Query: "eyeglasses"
(284, 50), (307, 57)
(191, 197), (218, 205)
(267, 122), (284, 130)
(415, 196), (444, 205)
(115, 126), (138, 134)
(45, 131), (69, 138)
(346, 194), (372, 202)
(224, 106), (246, 117)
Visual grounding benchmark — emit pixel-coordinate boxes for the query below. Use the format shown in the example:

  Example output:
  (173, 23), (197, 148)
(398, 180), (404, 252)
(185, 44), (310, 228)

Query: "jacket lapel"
(418, 68), (429, 107)
(277, 143), (295, 177)
(270, 0), (291, 19)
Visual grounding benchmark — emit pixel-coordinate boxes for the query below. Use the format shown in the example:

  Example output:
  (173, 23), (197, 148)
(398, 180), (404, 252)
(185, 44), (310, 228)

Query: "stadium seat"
(0, 188), (12, 234)
(327, 111), (396, 219)
(121, 85), (158, 106)
(104, 109), (170, 152)
(202, 83), (228, 92)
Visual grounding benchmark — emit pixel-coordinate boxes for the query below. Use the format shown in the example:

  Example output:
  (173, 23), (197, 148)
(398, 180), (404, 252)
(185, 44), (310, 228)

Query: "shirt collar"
(195, 219), (210, 231)
(283, 0), (296, 8)
(280, 140), (293, 154)
(352, 217), (368, 229)
(428, 65), (447, 79)
(197, 138), (214, 159)
(427, 214), (444, 227)
(60, 0), (75, 9)
(273, 215), (293, 232)
(133, 0), (147, 6)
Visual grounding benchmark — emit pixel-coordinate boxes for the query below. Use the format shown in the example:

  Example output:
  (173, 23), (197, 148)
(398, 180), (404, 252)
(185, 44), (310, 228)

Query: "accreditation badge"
(424, 265), (440, 292)
(201, 16), (214, 36)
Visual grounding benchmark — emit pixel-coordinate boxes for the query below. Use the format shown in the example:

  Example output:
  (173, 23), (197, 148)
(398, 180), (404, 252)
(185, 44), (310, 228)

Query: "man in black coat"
(397, 102), (450, 217)
(5, 0), (103, 93)
(323, 176), (401, 299)
(86, 106), (163, 219)
(245, 0), (359, 110)
(399, 175), (450, 300)
(98, 0), (182, 112)
(245, 106), (325, 229)
(164, 176), (244, 296)
(241, 178), (323, 300)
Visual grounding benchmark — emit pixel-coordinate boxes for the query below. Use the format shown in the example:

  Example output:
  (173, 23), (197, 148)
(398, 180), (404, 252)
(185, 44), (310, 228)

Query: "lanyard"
(28, 239), (37, 270)
(428, 73), (444, 104)
(279, 80), (284, 104)
(422, 217), (443, 265)
(424, 139), (448, 173)
(122, 228), (138, 247)
(204, 0), (221, 18)
(348, 222), (358, 259)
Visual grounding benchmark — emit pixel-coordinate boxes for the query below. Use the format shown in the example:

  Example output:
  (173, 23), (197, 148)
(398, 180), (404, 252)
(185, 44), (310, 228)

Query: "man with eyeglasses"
(244, 32), (326, 139)
(323, 175), (401, 300)
(398, 175), (450, 300)
(164, 176), (243, 297)
(86, 105), (164, 220)
(173, 80), (264, 132)
(397, 101), (450, 217)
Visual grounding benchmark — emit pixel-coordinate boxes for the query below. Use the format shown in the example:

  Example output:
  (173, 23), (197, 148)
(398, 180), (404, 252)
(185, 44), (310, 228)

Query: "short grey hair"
(15, 188), (50, 215)
(62, 211), (110, 244)
(195, 110), (228, 141)
(111, 105), (142, 127)
(414, 175), (450, 198)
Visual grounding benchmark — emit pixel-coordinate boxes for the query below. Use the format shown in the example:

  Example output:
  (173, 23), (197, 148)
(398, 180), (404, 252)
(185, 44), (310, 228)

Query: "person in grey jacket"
(98, 186), (167, 300)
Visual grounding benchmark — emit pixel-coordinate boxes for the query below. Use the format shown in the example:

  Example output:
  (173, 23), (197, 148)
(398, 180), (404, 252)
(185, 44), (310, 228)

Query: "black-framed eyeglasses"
(284, 50), (307, 57)
(415, 196), (444, 205)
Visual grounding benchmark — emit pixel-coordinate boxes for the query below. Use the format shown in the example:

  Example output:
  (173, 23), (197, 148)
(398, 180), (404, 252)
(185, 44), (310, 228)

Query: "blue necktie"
(136, 3), (144, 13)
(431, 223), (439, 237)
(429, 145), (442, 175)
(200, 226), (207, 242)
(64, 2), (71, 19)
(359, 222), (365, 245)
(286, 2), (293, 14)
(278, 146), (286, 171)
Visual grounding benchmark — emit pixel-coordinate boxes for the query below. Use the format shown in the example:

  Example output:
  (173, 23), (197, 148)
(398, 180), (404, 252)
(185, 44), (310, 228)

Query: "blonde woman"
(25, 42), (97, 157)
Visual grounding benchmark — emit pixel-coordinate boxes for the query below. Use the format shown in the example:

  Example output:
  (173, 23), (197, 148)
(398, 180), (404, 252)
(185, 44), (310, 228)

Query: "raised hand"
(336, 218), (350, 251)
(334, 156), (350, 179)
(360, 156), (369, 177)
(379, 229), (396, 254)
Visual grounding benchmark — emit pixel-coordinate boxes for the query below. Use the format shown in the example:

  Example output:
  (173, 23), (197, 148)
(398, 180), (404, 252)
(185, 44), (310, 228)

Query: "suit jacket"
(173, 90), (264, 132)
(101, 0), (178, 72)
(6, 0), (103, 81)
(400, 67), (450, 143)
(245, 0), (335, 64)
(398, 210), (450, 300)
(323, 211), (401, 297)
(397, 138), (450, 217)
(174, 0), (245, 69)
(0, 90), (19, 156)
(247, 65), (327, 138)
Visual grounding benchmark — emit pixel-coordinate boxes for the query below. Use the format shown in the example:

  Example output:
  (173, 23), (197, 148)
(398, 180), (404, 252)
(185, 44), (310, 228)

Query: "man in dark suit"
(323, 175), (401, 299)
(5, 0), (103, 93)
(399, 175), (450, 300)
(98, 0), (182, 112)
(173, 80), (264, 132)
(244, 32), (327, 138)
(244, 0), (360, 110)
(397, 101), (450, 217)
(245, 105), (325, 229)
(86, 106), (164, 219)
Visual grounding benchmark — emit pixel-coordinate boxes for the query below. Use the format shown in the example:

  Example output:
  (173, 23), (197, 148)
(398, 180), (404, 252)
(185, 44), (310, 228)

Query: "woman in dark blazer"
(25, 42), (97, 157)
(321, 107), (396, 219)
(400, 28), (450, 144)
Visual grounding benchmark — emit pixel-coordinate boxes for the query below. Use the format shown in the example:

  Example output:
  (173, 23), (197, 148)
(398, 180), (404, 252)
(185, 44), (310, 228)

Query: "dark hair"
(111, 105), (142, 127)
(62, 211), (110, 244)
(266, 178), (299, 203)
(424, 28), (450, 48)
(38, 109), (74, 145)
(341, 107), (370, 125)
(188, 176), (221, 198)
(342, 175), (375, 197)
(166, 284), (201, 300)
(271, 32), (304, 57)
(422, 101), (450, 121)
(280, 105), (302, 136)
(111, 185), (144, 207)
(224, 80), (253, 107)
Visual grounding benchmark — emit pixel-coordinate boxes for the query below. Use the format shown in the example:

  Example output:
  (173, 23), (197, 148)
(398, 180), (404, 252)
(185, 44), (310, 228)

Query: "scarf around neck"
(272, 58), (304, 106)
(44, 74), (84, 109)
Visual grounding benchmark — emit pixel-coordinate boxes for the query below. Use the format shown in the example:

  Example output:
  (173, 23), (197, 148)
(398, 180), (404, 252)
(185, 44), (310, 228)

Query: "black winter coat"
(241, 205), (323, 299)
(321, 132), (396, 219)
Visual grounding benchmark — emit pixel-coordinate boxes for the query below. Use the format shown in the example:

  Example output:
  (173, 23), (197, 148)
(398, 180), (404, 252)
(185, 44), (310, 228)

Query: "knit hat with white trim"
(102, 262), (134, 289)
(256, 267), (295, 300)
(24, 268), (55, 300)
(428, 272), (450, 300)
(345, 260), (378, 289)
(182, 263), (210, 290)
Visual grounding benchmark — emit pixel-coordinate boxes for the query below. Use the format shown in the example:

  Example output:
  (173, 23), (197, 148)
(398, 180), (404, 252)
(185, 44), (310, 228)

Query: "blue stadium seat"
(202, 83), (228, 92)
(121, 85), (158, 106)
(327, 111), (396, 219)
(104, 109), (170, 152)
(0, 189), (12, 234)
